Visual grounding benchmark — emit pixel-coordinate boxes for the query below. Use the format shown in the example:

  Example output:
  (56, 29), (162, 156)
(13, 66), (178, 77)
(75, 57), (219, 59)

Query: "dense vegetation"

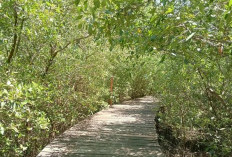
(0, 0), (232, 156)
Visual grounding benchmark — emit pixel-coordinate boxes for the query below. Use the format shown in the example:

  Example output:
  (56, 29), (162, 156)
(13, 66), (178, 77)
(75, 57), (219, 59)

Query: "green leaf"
(10, 125), (19, 133)
(159, 55), (166, 64)
(75, 0), (80, 6)
(165, 7), (173, 14)
(88, 24), (93, 35)
(0, 124), (4, 135)
(94, 0), (100, 9)
(184, 58), (190, 64)
(20, 144), (28, 151)
(105, 10), (112, 14)
(229, 0), (232, 7)
(46, 2), (51, 6)
(186, 32), (196, 41)
(27, 127), (33, 131)
(150, 35), (156, 41)
(77, 15), (83, 20)
(101, 0), (107, 7)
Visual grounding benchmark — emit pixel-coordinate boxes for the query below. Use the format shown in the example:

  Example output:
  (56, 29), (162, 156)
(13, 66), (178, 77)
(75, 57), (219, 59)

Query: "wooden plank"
(37, 96), (164, 157)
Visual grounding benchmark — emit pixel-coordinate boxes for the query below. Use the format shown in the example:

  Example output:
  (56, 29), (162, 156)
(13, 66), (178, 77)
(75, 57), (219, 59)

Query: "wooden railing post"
(109, 76), (114, 106)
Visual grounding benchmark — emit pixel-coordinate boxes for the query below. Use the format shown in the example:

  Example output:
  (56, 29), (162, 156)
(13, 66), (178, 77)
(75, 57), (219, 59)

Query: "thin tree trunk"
(7, 5), (18, 63)
(42, 44), (57, 78)
(15, 18), (25, 56)
(7, 5), (25, 64)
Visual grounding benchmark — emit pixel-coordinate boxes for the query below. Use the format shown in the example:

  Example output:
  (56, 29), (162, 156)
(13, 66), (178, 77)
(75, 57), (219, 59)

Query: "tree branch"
(55, 35), (90, 54)
(42, 35), (90, 78)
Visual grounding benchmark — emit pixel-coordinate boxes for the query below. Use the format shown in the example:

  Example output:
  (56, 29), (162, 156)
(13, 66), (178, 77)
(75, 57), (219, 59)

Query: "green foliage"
(1, 0), (232, 156)
(152, 53), (232, 156)
(111, 52), (156, 101)
(0, 1), (113, 156)
(93, 0), (232, 156)
(0, 80), (51, 156)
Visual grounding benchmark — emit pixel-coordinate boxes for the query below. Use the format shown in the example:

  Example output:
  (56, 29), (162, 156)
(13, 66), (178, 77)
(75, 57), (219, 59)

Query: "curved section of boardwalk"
(37, 96), (164, 157)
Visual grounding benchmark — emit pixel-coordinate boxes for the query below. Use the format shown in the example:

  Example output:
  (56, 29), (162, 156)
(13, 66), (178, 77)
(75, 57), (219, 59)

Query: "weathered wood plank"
(37, 96), (164, 157)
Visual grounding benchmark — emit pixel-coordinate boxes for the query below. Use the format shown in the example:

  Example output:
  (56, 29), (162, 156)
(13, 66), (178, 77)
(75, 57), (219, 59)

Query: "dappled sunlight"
(1, 0), (231, 156)
(37, 97), (164, 157)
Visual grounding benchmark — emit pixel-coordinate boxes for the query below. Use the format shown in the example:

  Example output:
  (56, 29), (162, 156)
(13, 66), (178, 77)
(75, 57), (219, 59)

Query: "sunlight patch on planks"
(37, 96), (164, 157)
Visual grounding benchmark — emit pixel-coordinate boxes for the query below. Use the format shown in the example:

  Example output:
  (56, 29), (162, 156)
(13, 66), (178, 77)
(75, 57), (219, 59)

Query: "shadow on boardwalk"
(37, 96), (164, 157)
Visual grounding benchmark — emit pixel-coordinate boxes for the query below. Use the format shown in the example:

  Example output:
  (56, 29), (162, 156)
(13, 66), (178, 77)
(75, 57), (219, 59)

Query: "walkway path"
(37, 96), (164, 157)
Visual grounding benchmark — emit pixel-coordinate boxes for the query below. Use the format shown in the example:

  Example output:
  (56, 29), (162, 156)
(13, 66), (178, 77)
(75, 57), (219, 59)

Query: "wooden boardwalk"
(37, 96), (164, 157)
